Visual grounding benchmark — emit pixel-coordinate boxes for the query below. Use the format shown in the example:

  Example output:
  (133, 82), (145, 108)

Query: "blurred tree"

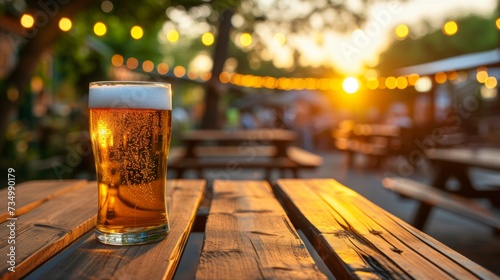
(376, 14), (499, 74)
(0, 0), (238, 154)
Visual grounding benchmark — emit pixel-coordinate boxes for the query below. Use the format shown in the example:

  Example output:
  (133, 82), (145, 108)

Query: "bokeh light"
(167, 30), (179, 42)
(395, 24), (409, 39)
(239, 33), (253, 47)
(415, 77), (432, 92)
(408, 73), (420, 86)
(142, 60), (154, 72)
(274, 33), (286, 45)
(366, 78), (379, 90)
(174, 66), (186, 77)
(434, 72), (447, 84)
(202, 32), (215, 46)
(111, 54), (124, 66)
(342, 77), (359, 94)
(396, 76), (408, 89)
(385, 76), (397, 89)
(101, 0), (113, 13)
(485, 76), (497, 89)
(20, 14), (34, 28)
(481, 86), (497, 99)
(496, 18), (500, 30)
(157, 63), (169, 75)
(443, 21), (458, 36)
(94, 22), (107, 36)
(131, 26), (144, 40)
(476, 71), (488, 83)
(126, 57), (138, 69)
(59, 17), (72, 32)
(7, 87), (18, 102)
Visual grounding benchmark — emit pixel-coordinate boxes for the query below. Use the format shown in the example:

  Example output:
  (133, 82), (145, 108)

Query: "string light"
(131, 25), (144, 40)
(111, 54), (124, 66)
(142, 60), (154, 72)
(167, 30), (179, 42)
(20, 14), (34, 28)
(395, 24), (409, 39)
(443, 21), (458, 36)
(202, 32), (215, 46)
(239, 33), (253, 47)
(157, 63), (169, 75)
(59, 17), (72, 32)
(94, 22), (107, 36)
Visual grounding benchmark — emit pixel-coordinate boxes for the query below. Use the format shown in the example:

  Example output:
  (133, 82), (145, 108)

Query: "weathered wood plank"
(0, 180), (88, 222)
(274, 179), (499, 280)
(0, 181), (96, 280)
(196, 180), (327, 280)
(31, 180), (205, 280)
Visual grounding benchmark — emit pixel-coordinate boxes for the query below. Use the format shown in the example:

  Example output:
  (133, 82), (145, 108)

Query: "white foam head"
(89, 81), (172, 110)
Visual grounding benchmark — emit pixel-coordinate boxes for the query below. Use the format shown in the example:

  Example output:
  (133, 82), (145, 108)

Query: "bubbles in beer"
(90, 107), (172, 233)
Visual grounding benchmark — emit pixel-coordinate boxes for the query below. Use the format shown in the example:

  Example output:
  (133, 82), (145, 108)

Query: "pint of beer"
(88, 81), (172, 245)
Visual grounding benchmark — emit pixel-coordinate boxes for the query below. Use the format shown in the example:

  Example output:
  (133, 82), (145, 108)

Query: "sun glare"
(342, 77), (359, 94)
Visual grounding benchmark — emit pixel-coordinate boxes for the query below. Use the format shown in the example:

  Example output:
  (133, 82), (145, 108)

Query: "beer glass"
(89, 81), (172, 245)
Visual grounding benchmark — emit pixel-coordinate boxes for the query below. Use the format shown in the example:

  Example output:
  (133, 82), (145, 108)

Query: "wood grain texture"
(0, 180), (88, 222)
(196, 180), (327, 280)
(32, 180), (205, 280)
(0, 181), (96, 280)
(274, 179), (499, 280)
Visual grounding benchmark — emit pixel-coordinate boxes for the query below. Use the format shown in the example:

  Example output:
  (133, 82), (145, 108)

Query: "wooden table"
(427, 148), (500, 206)
(169, 129), (322, 179)
(333, 121), (405, 168)
(2, 179), (497, 279)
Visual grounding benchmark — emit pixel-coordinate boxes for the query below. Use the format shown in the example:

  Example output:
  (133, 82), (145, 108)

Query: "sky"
(328, 0), (498, 75)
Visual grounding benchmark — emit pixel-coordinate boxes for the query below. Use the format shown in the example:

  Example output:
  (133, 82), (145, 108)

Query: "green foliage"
(377, 14), (499, 74)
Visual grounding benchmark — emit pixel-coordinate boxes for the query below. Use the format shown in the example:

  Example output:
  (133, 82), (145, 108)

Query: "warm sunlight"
(342, 77), (359, 94)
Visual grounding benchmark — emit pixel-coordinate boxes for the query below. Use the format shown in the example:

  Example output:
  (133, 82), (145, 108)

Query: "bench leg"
(265, 168), (273, 181)
(413, 202), (433, 230)
(280, 168), (287, 178)
(291, 168), (299, 178)
(176, 168), (185, 179)
(196, 167), (203, 178)
(345, 151), (354, 167)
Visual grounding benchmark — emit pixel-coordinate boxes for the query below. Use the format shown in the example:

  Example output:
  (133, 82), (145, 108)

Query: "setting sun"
(342, 77), (359, 94)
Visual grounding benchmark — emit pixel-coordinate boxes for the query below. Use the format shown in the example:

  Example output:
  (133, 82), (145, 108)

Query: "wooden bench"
(382, 177), (500, 234)
(168, 146), (322, 180)
(2, 179), (498, 279)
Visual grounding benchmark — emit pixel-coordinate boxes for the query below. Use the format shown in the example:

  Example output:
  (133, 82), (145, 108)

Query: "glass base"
(96, 224), (169, 245)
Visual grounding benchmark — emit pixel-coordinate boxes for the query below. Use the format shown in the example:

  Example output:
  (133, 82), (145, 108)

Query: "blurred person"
(240, 108), (259, 129)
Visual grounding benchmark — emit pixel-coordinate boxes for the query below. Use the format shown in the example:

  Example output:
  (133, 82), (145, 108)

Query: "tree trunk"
(200, 9), (233, 129)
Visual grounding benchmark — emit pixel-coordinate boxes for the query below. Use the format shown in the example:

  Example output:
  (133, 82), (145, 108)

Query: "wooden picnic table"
(384, 147), (500, 233)
(169, 129), (322, 179)
(2, 179), (498, 279)
(333, 121), (406, 168)
(427, 148), (500, 205)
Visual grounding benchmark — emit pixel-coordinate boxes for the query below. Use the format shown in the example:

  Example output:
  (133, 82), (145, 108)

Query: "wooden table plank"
(0, 181), (96, 280)
(274, 179), (499, 280)
(32, 180), (205, 280)
(428, 148), (500, 171)
(196, 180), (327, 280)
(0, 180), (88, 222)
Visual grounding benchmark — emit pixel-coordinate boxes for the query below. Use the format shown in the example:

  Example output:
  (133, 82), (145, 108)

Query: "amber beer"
(89, 82), (172, 245)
